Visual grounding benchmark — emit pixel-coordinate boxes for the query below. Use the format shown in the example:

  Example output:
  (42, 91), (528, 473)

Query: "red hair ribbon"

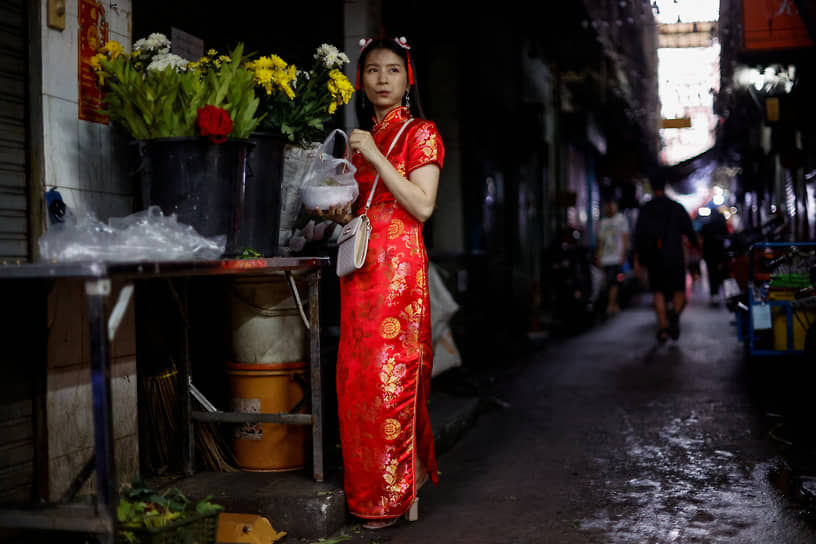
(393, 36), (416, 86)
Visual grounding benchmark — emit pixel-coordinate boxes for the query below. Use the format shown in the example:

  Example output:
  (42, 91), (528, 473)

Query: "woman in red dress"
(317, 36), (445, 529)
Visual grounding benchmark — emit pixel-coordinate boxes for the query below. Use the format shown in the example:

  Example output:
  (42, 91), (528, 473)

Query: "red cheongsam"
(337, 106), (445, 520)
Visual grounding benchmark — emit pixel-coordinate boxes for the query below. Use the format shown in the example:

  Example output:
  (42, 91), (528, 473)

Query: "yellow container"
(226, 361), (309, 471)
(770, 290), (816, 351)
(216, 513), (287, 543)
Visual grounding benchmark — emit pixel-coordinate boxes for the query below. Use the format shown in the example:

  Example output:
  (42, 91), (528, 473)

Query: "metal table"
(0, 256), (329, 542)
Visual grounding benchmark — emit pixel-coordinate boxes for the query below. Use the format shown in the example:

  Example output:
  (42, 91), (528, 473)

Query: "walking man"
(699, 209), (730, 306)
(634, 172), (698, 342)
(595, 200), (630, 316)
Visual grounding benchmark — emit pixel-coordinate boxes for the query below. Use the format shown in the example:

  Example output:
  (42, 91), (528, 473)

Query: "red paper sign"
(78, 0), (109, 123)
(742, 0), (814, 51)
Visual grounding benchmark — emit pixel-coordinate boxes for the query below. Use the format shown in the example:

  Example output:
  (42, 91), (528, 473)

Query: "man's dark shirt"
(699, 213), (729, 262)
(634, 194), (698, 271)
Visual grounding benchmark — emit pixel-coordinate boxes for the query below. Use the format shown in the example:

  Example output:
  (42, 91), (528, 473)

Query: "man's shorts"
(647, 264), (686, 296)
(603, 265), (623, 287)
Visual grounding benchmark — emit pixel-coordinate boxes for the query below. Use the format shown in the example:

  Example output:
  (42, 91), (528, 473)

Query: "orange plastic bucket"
(226, 361), (309, 471)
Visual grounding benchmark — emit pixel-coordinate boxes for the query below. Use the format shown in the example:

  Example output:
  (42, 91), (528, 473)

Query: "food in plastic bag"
(300, 129), (358, 210)
(38, 205), (226, 262)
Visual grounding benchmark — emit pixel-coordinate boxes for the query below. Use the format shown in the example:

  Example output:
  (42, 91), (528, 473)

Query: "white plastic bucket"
(229, 272), (307, 364)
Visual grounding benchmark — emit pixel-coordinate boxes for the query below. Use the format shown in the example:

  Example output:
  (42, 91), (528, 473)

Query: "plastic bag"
(428, 263), (462, 377)
(299, 129), (358, 211)
(38, 205), (226, 262)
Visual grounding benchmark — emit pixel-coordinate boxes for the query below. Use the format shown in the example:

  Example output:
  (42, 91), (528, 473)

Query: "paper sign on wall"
(171, 27), (204, 62)
(752, 304), (772, 330)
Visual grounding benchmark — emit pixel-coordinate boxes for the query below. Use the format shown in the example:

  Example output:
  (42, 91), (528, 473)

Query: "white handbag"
(335, 214), (371, 277)
(336, 119), (413, 277)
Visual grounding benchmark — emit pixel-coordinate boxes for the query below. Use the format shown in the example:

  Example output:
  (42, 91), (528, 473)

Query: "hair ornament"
(394, 36), (411, 50)
(359, 38), (373, 50)
(393, 36), (415, 86)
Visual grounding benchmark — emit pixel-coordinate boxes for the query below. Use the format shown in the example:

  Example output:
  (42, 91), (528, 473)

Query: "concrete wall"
(41, 0), (133, 221)
(46, 278), (138, 500)
(38, 0), (138, 501)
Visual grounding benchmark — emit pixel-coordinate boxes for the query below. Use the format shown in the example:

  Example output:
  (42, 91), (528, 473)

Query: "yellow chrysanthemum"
(89, 53), (107, 85)
(89, 54), (103, 71)
(281, 65), (297, 99)
(100, 40), (124, 60)
(327, 69), (354, 113)
(248, 56), (297, 99)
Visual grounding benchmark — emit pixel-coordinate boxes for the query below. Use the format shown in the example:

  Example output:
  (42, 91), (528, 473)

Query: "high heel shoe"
(404, 497), (419, 522)
(362, 495), (421, 529)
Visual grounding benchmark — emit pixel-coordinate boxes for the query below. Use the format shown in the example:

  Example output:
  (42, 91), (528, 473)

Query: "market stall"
(735, 242), (816, 357)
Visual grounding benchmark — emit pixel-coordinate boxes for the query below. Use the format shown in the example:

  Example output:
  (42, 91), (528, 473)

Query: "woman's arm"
(350, 128), (440, 223)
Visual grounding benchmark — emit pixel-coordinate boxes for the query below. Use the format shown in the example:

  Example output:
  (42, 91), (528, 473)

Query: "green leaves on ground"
(117, 477), (223, 531)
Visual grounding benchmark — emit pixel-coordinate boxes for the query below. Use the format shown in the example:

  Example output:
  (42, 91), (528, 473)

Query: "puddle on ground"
(575, 408), (816, 542)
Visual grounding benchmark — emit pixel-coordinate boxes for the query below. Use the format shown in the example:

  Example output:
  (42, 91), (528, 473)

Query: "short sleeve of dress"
(406, 120), (445, 174)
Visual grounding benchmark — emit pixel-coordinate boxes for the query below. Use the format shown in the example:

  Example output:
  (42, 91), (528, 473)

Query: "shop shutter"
(0, 0), (34, 504)
(0, 0), (30, 261)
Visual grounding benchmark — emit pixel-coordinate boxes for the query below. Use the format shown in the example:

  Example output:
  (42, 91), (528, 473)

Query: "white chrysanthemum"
(134, 32), (171, 53)
(146, 52), (189, 73)
(315, 43), (337, 59)
(315, 43), (349, 69)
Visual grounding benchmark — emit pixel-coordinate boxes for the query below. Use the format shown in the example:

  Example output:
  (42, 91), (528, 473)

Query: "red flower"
(196, 105), (233, 144)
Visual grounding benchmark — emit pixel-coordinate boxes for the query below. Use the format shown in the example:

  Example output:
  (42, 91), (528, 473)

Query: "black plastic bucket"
(243, 131), (285, 257)
(134, 137), (254, 257)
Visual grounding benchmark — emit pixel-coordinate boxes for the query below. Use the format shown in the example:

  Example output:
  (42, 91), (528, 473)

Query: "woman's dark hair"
(354, 38), (425, 130)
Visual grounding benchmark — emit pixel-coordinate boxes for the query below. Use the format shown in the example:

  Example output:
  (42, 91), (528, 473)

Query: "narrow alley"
(333, 283), (816, 543)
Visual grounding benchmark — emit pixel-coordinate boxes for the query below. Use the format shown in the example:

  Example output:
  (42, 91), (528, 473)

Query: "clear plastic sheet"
(38, 206), (226, 262)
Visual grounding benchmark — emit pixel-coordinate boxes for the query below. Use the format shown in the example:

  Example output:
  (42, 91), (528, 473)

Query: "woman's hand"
(307, 202), (354, 225)
(348, 126), (440, 223)
(349, 129), (384, 166)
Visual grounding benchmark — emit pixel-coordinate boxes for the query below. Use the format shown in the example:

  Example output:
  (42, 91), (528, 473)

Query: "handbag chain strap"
(361, 119), (414, 216)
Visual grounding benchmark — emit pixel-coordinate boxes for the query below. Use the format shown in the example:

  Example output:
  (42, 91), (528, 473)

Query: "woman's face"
(361, 48), (409, 119)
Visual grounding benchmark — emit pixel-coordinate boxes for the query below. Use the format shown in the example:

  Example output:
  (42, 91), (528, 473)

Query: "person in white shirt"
(595, 200), (630, 315)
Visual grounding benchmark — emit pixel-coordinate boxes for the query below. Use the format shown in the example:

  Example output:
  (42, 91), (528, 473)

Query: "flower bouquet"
(249, 43), (354, 146)
(246, 44), (354, 251)
(89, 33), (266, 256)
(91, 32), (261, 141)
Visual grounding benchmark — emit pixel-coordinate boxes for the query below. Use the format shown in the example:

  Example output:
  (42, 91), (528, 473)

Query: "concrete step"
(161, 387), (482, 541)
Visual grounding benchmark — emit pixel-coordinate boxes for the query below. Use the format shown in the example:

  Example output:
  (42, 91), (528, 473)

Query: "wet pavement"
(323, 283), (816, 543)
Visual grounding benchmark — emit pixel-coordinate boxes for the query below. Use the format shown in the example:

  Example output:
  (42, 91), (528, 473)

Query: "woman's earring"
(404, 90), (411, 109)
